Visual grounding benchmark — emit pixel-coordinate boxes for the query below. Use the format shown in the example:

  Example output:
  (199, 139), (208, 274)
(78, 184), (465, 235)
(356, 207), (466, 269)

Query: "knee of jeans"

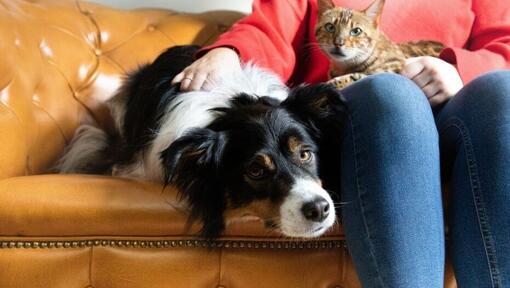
(353, 73), (433, 124)
(458, 70), (510, 117)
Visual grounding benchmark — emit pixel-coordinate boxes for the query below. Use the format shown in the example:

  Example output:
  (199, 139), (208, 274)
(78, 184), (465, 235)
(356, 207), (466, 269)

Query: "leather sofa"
(0, 0), (456, 287)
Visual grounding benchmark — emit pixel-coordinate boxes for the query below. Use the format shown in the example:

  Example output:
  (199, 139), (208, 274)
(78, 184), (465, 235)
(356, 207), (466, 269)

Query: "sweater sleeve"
(439, 0), (510, 83)
(198, 0), (311, 82)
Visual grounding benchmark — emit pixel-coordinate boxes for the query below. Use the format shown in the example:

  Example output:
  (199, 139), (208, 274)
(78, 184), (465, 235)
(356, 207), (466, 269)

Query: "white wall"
(92, 0), (253, 13)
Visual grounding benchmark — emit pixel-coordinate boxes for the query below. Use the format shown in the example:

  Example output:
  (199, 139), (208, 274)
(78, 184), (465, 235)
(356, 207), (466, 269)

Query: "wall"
(91, 0), (253, 13)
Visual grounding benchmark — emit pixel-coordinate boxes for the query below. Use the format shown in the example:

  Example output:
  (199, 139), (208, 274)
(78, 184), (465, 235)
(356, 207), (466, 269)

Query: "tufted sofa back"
(0, 0), (243, 179)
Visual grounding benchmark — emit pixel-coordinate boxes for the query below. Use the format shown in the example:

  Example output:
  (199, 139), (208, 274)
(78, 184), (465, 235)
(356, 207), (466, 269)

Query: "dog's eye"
(247, 163), (266, 180)
(299, 150), (313, 162)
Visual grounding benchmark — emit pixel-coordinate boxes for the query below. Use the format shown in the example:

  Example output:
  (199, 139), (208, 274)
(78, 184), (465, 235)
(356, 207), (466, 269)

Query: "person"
(172, 0), (510, 287)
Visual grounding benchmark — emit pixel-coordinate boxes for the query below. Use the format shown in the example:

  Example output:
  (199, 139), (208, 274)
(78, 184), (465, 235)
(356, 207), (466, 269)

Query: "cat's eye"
(324, 23), (336, 33)
(299, 150), (313, 162)
(350, 27), (363, 36)
(247, 163), (266, 180)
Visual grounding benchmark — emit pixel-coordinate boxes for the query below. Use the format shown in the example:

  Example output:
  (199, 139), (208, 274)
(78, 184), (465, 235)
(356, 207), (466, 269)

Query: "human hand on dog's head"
(171, 47), (242, 91)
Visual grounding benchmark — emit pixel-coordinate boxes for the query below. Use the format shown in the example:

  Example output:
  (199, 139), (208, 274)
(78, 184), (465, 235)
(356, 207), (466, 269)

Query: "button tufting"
(94, 48), (102, 56)
(147, 25), (155, 32)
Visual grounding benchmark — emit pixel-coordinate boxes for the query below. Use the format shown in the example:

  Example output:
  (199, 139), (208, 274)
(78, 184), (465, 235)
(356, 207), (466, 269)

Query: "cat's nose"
(334, 39), (345, 47)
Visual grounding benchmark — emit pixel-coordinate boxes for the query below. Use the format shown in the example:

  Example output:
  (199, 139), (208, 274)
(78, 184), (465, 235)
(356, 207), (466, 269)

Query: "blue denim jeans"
(340, 71), (510, 288)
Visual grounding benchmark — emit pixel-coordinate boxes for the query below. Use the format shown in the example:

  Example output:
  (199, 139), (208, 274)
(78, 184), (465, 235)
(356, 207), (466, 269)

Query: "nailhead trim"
(0, 239), (347, 250)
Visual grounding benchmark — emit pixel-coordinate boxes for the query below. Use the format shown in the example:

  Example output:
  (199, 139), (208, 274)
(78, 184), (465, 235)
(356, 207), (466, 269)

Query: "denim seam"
(347, 112), (386, 288)
(440, 117), (501, 287)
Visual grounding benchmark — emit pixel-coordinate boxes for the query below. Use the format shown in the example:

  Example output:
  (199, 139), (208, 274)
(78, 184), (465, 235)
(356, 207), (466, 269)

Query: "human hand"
(402, 56), (464, 108)
(172, 47), (241, 91)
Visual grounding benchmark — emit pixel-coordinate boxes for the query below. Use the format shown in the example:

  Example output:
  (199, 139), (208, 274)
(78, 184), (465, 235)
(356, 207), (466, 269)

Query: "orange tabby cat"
(315, 0), (444, 88)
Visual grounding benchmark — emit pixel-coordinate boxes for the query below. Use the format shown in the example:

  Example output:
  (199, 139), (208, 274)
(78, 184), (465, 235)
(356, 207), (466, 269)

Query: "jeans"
(340, 71), (510, 288)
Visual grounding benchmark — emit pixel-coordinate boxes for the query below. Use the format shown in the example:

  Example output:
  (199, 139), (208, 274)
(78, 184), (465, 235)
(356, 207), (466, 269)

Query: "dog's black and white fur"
(57, 45), (347, 238)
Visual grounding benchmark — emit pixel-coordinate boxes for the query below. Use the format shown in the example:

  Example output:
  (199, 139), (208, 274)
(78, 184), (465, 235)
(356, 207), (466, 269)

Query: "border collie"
(57, 45), (347, 238)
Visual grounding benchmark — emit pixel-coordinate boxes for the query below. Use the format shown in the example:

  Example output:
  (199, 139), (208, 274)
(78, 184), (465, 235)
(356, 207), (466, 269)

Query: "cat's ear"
(317, 0), (335, 15)
(363, 0), (385, 27)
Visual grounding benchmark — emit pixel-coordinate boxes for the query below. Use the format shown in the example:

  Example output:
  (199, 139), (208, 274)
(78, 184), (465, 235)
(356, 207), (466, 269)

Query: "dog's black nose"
(301, 198), (330, 222)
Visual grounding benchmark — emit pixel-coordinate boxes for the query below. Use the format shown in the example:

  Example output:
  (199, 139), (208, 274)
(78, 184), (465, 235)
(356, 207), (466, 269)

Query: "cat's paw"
(328, 73), (367, 89)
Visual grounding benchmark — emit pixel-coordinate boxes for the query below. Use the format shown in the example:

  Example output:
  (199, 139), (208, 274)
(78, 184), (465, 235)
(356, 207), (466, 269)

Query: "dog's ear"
(160, 128), (228, 238)
(283, 84), (348, 135)
(283, 84), (348, 203)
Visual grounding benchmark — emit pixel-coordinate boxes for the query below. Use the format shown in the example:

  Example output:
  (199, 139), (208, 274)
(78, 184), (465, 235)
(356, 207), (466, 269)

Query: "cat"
(315, 0), (444, 88)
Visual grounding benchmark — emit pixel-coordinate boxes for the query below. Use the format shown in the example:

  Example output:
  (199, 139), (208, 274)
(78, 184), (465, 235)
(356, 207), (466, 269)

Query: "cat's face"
(315, 0), (384, 66)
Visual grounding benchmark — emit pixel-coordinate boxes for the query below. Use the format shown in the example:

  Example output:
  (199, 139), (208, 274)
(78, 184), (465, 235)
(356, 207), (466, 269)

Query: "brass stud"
(0, 239), (346, 251)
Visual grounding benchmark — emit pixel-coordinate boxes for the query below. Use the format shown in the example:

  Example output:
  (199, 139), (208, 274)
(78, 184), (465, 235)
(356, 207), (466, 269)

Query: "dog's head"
(161, 84), (347, 239)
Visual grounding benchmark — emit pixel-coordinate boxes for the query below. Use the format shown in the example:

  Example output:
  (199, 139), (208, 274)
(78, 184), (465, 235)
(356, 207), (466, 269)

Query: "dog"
(56, 45), (347, 239)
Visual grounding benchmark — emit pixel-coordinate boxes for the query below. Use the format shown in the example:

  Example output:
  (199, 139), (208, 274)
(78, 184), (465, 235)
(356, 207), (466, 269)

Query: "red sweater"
(202, 0), (510, 86)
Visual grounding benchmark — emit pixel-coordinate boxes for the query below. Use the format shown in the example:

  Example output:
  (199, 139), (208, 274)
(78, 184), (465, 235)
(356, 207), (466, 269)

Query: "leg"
(340, 74), (445, 287)
(436, 70), (510, 288)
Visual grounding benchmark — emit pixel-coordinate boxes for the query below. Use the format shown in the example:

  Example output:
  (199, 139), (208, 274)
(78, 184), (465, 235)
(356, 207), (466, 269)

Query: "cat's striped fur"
(315, 0), (444, 88)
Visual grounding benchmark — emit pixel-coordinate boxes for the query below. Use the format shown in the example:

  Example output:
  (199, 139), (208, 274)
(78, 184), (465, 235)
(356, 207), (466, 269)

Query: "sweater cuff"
(440, 47), (506, 84)
(196, 41), (245, 63)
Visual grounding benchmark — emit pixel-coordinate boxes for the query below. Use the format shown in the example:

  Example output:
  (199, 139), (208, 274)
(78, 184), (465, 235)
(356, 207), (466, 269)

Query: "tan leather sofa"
(0, 1), (456, 287)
